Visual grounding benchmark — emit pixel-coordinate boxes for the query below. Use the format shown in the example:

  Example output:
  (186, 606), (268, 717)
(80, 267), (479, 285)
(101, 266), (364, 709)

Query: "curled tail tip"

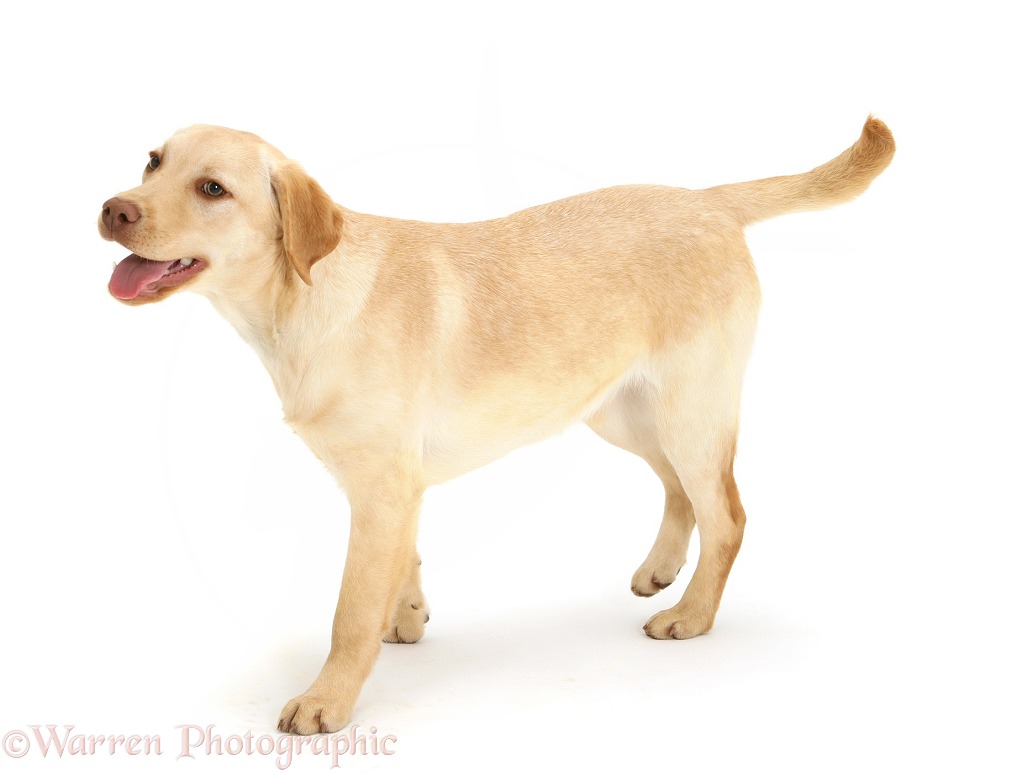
(863, 114), (896, 154)
(721, 115), (894, 226)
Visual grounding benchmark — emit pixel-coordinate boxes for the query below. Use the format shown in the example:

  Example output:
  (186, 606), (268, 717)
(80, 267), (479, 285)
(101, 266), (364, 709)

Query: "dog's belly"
(417, 363), (641, 485)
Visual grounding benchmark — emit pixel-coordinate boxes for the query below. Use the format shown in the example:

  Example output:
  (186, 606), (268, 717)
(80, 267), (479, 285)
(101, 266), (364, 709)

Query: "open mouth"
(108, 254), (206, 301)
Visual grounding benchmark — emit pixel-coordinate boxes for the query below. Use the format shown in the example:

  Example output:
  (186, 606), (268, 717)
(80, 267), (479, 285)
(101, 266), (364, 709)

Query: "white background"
(1, 1), (1014, 771)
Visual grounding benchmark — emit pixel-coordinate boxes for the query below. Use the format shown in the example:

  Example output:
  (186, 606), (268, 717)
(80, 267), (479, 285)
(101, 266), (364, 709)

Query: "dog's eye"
(201, 181), (225, 197)
(147, 154), (160, 171)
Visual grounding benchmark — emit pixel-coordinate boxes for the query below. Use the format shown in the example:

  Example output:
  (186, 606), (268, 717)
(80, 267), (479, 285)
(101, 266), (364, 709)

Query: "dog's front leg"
(278, 460), (422, 735)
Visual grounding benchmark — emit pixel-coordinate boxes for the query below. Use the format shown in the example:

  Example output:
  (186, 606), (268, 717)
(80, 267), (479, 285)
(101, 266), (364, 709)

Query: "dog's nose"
(101, 197), (141, 232)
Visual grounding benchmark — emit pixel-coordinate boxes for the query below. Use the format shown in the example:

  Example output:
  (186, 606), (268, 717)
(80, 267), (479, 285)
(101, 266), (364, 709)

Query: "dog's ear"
(272, 161), (343, 285)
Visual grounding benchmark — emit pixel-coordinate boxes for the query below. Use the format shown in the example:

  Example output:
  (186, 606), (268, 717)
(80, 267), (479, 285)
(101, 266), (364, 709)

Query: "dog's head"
(99, 125), (343, 305)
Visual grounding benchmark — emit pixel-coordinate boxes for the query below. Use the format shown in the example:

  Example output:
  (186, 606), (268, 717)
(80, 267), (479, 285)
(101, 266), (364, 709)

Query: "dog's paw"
(642, 605), (714, 640)
(277, 690), (352, 735)
(383, 596), (430, 643)
(630, 559), (682, 597)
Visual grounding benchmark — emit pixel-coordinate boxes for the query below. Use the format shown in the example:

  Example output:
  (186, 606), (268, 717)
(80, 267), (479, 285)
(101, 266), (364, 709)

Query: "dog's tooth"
(180, 258), (194, 267)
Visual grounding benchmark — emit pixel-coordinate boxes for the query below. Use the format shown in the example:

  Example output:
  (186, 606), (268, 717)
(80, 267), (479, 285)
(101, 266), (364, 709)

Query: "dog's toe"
(383, 597), (430, 643)
(278, 692), (350, 735)
(643, 605), (714, 640)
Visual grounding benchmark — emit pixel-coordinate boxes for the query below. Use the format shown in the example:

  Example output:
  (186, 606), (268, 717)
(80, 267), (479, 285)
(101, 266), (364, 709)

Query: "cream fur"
(99, 116), (895, 734)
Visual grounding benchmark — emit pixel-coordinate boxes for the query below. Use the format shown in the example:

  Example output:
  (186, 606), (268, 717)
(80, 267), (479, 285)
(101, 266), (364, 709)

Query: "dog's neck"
(201, 260), (290, 357)
(201, 212), (380, 418)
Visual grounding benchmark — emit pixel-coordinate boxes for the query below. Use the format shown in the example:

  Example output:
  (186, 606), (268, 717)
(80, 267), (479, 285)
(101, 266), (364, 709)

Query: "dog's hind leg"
(587, 385), (697, 597)
(642, 298), (757, 639)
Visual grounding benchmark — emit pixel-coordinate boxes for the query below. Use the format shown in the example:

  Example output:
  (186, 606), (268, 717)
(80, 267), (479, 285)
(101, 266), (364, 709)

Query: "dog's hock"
(272, 161), (344, 285)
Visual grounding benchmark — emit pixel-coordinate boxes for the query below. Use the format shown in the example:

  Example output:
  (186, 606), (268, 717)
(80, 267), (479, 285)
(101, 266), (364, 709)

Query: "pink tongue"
(109, 254), (176, 300)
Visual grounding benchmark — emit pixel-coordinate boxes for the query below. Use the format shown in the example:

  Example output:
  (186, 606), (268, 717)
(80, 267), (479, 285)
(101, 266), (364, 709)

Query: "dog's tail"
(711, 116), (895, 226)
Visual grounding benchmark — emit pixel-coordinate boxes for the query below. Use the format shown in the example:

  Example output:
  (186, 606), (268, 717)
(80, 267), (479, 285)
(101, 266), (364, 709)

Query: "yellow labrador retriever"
(99, 117), (894, 734)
